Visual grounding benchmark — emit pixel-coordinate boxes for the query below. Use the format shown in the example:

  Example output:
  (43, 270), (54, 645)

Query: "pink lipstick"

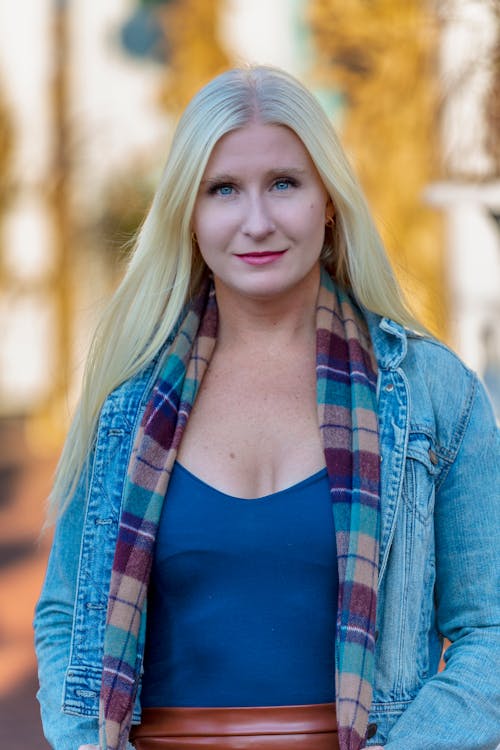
(236, 250), (287, 266)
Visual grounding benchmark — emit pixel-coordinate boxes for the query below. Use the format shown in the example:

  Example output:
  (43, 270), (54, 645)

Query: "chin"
(218, 267), (320, 302)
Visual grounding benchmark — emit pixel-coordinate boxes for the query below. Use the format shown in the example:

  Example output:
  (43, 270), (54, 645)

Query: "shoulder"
(403, 334), (480, 447)
(404, 332), (476, 397)
(366, 311), (494, 460)
(404, 332), (498, 448)
(366, 309), (475, 392)
(98, 345), (169, 429)
(98, 311), (186, 425)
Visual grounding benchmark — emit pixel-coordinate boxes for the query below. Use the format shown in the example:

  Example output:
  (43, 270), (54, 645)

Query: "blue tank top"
(141, 462), (338, 707)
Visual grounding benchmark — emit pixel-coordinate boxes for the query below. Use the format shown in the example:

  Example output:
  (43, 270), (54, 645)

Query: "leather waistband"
(130, 703), (339, 749)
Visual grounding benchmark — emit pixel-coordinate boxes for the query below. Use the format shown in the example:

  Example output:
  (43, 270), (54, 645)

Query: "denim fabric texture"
(34, 313), (500, 750)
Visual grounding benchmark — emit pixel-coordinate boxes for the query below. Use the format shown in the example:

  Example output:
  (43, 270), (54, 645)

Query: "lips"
(236, 250), (287, 265)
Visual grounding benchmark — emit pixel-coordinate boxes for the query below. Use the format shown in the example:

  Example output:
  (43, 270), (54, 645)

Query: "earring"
(191, 232), (198, 246)
(325, 215), (335, 228)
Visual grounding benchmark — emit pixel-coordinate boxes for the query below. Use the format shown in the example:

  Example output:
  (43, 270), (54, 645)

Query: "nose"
(240, 195), (275, 240)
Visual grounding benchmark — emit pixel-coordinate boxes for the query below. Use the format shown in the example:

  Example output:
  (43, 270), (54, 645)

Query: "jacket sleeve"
(34, 362), (156, 750)
(33, 459), (139, 750)
(34, 460), (101, 750)
(383, 376), (500, 750)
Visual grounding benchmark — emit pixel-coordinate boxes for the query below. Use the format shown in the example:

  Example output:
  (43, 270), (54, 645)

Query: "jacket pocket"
(63, 665), (101, 717)
(402, 431), (439, 522)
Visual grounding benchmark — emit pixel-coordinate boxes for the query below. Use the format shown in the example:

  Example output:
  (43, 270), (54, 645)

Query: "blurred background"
(0, 0), (499, 747)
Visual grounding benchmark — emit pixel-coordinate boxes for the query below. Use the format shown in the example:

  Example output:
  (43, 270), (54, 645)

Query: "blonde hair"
(50, 65), (421, 516)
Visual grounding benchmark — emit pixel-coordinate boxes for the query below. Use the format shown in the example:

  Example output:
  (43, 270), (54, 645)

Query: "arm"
(34, 465), (101, 749)
(383, 378), (500, 749)
(34, 470), (138, 750)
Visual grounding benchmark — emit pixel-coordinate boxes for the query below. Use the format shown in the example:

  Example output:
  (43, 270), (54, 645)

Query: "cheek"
(193, 205), (236, 245)
(295, 201), (327, 235)
(303, 203), (328, 250)
(192, 208), (218, 246)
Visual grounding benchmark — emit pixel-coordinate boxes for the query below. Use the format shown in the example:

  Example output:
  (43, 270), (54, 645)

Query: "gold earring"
(325, 215), (335, 228)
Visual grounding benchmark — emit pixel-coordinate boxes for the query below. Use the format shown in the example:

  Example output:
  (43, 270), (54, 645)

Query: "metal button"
(367, 722), (378, 739)
(384, 383), (394, 392)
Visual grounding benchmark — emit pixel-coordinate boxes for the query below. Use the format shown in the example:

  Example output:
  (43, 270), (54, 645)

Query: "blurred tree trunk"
(0, 82), (13, 290)
(49, 0), (73, 420)
(485, 2), (500, 175)
(307, 0), (446, 337)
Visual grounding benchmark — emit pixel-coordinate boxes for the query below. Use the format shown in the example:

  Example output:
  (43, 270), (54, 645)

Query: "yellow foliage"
(157, 0), (230, 112)
(307, 0), (446, 337)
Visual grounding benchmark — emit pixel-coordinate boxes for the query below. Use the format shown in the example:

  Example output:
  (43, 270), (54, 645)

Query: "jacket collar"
(363, 309), (408, 370)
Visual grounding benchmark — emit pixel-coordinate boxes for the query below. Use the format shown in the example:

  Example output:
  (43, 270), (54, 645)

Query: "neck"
(213, 265), (320, 353)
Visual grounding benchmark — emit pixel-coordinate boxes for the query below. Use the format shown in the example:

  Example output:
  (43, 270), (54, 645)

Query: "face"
(192, 122), (332, 301)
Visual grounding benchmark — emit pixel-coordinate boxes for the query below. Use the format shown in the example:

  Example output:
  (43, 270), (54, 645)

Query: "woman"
(34, 66), (500, 750)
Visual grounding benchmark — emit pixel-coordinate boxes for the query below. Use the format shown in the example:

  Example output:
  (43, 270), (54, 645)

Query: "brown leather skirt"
(130, 703), (339, 749)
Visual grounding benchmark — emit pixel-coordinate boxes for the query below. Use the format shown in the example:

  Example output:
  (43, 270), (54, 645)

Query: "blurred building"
(426, 0), (500, 414)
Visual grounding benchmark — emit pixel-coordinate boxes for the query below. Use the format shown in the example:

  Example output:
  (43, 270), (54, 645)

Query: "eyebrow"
(200, 167), (308, 184)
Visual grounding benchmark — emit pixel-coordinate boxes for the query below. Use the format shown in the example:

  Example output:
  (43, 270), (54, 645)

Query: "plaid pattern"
(99, 268), (380, 750)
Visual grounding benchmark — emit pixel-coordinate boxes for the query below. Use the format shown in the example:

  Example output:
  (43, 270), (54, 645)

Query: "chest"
(176, 347), (326, 497)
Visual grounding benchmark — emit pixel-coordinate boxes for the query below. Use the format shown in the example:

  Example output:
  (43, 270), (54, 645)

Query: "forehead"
(203, 122), (316, 173)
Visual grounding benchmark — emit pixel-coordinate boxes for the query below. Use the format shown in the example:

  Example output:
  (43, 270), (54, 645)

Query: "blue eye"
(273, 177), (298, 191)
(208, 183), (235, 196)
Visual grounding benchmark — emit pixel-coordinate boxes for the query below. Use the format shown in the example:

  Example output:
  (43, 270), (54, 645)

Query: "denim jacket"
(34, 313), (500, 750)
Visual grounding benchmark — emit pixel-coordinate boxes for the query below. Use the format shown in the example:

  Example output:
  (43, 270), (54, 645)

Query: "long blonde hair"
(50, 65), (421, 516)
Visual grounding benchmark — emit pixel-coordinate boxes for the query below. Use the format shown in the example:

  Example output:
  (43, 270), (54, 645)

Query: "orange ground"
(0, 421), (55, 749)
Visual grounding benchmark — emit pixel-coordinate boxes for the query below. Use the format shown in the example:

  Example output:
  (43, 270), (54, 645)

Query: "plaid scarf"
(99, 268), (380, 750)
